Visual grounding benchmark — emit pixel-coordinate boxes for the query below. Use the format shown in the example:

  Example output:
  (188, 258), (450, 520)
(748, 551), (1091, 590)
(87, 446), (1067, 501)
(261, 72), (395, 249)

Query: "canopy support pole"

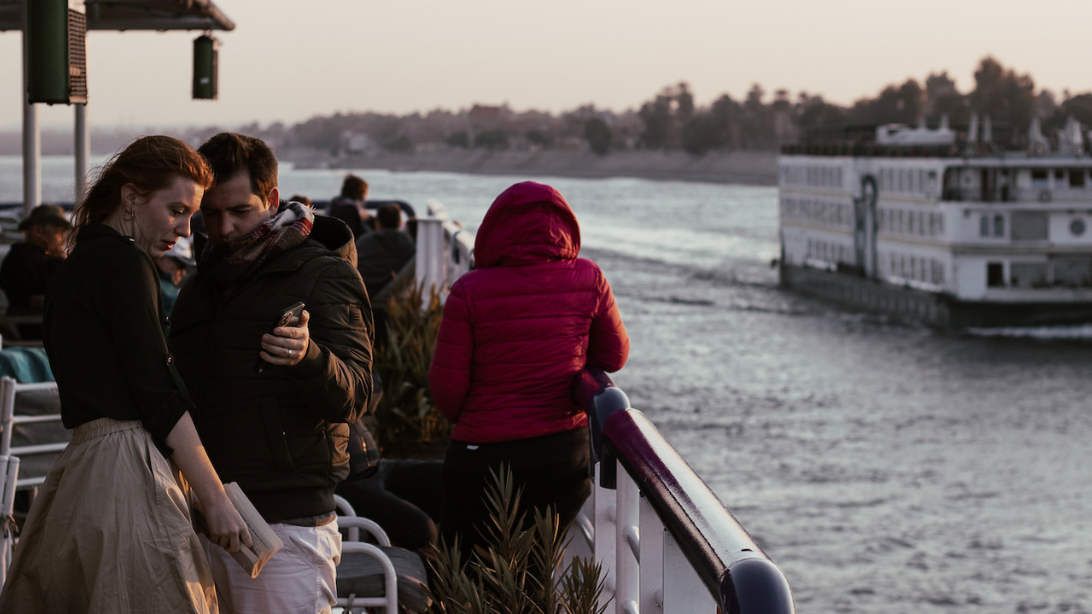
(75, 103), (89, 202)
(22, 1), (41, 216)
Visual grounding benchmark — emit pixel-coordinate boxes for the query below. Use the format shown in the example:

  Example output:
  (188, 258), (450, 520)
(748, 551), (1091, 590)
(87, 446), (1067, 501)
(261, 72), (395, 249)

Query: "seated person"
(355, 203), (415, 300)
(0, 204), (69, 309)
(329, 173), (371, 238)
(336, 407), (442, 565)
(156, 237), (196, 316)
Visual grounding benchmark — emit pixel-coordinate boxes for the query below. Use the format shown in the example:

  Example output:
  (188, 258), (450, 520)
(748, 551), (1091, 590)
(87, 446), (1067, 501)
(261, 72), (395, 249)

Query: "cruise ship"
(778, 117), (1092, 327)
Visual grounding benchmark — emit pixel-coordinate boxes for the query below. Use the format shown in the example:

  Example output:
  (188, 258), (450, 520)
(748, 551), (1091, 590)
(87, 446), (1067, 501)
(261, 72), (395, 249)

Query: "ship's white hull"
(778, 146), (1092, 327)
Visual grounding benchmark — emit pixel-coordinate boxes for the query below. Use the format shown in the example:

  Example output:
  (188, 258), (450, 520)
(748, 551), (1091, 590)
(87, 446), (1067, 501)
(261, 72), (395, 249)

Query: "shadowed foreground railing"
(572, 369), (795, 614)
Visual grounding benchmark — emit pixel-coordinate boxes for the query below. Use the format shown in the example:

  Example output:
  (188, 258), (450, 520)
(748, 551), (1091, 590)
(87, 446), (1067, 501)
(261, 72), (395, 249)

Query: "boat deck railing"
(417, 200), (474, 299)
(571, 369), (795, 614)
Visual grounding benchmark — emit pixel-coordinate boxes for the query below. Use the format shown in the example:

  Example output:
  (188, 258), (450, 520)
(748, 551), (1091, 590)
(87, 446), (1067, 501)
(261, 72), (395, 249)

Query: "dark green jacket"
(170, 217), (373, 522)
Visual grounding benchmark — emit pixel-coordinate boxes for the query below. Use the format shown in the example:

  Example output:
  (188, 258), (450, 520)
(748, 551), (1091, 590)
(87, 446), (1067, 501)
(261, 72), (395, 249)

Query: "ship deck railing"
(565, 369), (795, 614)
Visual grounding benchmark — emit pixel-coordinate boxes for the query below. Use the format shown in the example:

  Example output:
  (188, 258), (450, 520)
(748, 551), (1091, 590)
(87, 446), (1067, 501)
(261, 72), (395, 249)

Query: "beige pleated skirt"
(0, 418), (217, 613)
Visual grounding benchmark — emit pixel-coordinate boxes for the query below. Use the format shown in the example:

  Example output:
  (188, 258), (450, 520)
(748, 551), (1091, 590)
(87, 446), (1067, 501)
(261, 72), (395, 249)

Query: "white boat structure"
(778, 117), (1092, 327)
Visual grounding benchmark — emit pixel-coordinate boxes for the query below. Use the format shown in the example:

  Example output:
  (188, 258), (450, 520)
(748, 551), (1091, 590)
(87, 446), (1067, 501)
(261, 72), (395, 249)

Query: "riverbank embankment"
(279, 148), (779, 186)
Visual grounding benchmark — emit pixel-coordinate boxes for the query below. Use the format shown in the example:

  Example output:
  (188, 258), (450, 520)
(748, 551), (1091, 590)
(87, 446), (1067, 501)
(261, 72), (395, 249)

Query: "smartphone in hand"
(255, 302), (305, 373)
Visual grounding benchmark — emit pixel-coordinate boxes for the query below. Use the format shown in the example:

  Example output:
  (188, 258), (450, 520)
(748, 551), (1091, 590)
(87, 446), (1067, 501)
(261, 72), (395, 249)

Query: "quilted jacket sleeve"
(429, 282), (473, 423)
(290, 258), (373, 424)
(586, 271), (629, 373)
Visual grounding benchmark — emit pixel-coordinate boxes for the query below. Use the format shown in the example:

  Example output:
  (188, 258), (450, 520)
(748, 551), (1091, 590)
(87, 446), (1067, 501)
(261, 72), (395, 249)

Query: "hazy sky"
(2, 0), (1092, 129)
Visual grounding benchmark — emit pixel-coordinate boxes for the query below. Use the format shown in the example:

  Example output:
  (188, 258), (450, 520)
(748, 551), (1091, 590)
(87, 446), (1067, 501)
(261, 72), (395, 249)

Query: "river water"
(5, 156), (1092, 613)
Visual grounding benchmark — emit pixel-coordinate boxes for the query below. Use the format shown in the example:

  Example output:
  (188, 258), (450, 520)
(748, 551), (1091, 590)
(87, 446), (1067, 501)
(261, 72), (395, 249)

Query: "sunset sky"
(2, 0), (1091, 129)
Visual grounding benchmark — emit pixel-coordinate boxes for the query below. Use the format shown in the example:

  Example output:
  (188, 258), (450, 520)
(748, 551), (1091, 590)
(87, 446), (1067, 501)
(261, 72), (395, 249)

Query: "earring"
(123, 208), (135, 221)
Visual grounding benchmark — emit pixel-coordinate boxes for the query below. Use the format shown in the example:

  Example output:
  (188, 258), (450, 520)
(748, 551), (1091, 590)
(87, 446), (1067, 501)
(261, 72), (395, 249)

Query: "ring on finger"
(287, 349), (293, 357)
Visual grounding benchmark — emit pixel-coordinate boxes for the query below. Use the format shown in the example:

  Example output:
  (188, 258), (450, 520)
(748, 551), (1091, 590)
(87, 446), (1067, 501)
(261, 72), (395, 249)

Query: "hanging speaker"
(27, 0), (88, 105)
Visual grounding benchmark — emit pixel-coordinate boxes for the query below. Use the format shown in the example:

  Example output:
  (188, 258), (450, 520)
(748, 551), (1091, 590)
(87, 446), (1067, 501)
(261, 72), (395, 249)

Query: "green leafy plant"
(371, 280), (450, 446)
(427, 466), (609, 614)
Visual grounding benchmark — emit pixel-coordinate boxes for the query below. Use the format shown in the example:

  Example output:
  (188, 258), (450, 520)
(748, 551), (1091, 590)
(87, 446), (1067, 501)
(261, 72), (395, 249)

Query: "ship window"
(1055, 170), (1066, 181)
(1011, 212), (1048, 241)
(1053, 259), (1092, 288)
(908, 211), (915, 233)
(993, 214), (1005, 237)
(1031, 169), (1049, 188)
(980, 215), (990, 237)
(1070, 170), (1086, 188)
(1011, 263), (1048, 288)
(920, 212), (926, 235)
(987, 262), (1004, 287)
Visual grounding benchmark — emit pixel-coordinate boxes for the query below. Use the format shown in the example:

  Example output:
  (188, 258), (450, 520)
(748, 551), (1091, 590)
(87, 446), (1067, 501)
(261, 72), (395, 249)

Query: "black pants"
(440, 427), (591, 564)
(336, 459), (444, 557)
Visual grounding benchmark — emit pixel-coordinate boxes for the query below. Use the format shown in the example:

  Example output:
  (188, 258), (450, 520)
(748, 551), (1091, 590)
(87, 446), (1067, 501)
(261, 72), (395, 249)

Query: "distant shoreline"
(0, 137), (780, 187)
(279, 148), (779, 187)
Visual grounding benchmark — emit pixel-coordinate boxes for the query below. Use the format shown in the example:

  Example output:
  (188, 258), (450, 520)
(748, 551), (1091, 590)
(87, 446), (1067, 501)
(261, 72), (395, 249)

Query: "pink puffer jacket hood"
(473, 181), (581, 269)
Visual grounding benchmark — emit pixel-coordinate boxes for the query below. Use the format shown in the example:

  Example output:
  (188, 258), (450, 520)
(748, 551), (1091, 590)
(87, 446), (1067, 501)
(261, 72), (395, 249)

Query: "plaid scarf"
(201, 201), (315, 288)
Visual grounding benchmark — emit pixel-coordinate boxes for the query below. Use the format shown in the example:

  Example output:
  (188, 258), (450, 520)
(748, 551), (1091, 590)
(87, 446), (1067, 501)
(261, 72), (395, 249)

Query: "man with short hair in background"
(170, 132), (373, 613)
(355, 203), (415, 300)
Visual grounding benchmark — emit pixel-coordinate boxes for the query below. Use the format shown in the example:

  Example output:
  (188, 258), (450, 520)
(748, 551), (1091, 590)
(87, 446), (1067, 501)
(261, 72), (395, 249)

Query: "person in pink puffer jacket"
(429, 181), (629, 562)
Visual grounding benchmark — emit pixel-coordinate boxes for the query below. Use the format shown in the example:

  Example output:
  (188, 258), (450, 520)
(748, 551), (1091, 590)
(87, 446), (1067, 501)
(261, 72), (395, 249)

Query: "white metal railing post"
(662, 532), (716, 613)
(593, 462), (617, 612)
(416, 216), (445, 302)
(615, 471), (640, 614)
(638, 496), (665, 614)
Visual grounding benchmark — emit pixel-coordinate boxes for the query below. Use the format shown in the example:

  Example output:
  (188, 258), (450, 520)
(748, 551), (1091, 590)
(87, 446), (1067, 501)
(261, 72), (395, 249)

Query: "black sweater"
(43, 224), (191, 456)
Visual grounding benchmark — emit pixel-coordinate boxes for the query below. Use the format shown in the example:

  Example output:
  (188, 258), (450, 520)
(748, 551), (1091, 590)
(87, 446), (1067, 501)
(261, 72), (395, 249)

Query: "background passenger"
(0, 135), (250, 614)
(429, 181), (630, 563)
(0, 204), (69, 308)
(156, 236), (196, 315)
(355, 203), (415, 299)
(329, 173), (371, 239)
(335, 419), (443, 565)
(288, 193), (313, 208)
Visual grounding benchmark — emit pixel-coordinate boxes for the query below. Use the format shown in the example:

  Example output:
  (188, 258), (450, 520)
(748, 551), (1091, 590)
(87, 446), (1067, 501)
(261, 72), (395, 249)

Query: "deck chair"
(333, 494), (431, 613)
(0, 376), (66, 489)
(0, 454), (18, 589)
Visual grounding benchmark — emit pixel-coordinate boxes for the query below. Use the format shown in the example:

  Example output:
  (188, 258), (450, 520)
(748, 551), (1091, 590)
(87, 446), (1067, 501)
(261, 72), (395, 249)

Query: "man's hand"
(260, 310), (311, 368)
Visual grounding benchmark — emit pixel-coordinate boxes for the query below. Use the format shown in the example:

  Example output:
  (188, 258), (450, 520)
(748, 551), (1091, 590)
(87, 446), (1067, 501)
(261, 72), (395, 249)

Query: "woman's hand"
(260, 310), (311, 368)
(203, 490), (253, 553)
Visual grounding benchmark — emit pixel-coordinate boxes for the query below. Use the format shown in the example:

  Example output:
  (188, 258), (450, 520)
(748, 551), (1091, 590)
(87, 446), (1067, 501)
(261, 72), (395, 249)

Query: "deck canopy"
(0, 0), (234, 32)
(3, 0), (234, 214)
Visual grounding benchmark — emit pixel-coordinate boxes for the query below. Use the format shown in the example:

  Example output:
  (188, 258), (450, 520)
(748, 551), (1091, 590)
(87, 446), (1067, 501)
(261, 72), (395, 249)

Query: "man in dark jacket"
(170, 132), (372, 613)
(355, 203), (415, 299)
